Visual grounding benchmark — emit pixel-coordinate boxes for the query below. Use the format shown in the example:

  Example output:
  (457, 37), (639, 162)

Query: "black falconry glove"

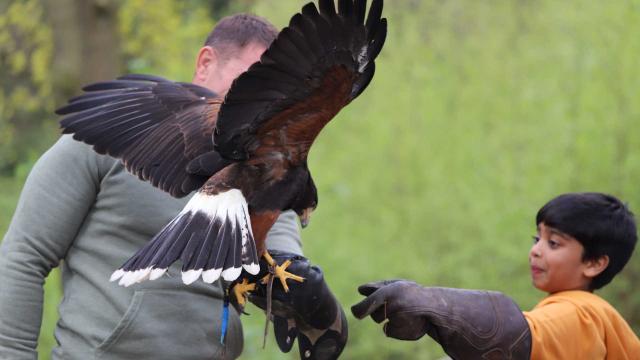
(351, 280), (532, 360)
(231, 251), (347, 360)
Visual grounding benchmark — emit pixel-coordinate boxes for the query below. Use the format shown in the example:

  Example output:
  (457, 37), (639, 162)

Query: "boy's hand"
(351, 279), (430, 340)
(231, 251), (347, 360)
(351, 280), (532, 359)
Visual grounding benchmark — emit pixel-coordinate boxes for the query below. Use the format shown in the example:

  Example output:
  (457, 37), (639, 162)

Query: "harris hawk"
(56, 0), (387, 297)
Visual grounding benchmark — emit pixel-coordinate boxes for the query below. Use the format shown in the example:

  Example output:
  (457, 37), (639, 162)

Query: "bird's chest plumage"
(203, 159), (306, 212)
(245, 162), (308, 212)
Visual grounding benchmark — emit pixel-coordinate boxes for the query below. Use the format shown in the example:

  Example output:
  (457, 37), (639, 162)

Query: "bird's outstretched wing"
(214, 0), (387, 162)
(56, 0), (388, 286)
(57, 74), (226, 197)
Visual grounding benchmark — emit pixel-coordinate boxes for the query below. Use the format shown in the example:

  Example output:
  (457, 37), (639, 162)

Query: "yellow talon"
(261, 252), (305, 292)
(232, 278), (256, 306)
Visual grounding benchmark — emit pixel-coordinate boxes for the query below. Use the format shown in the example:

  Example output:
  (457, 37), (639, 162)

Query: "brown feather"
(250, 210), (281, 255)
(252, 65), (355, 164)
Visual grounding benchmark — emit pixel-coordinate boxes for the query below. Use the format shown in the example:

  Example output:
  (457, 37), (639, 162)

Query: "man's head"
(529, 192), (637, 293)
(193, 14), (278, 95)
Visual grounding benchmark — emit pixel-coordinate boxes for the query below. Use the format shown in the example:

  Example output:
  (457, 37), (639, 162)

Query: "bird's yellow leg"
(232, 278), (256, 307)
(261, 251), (305, 292)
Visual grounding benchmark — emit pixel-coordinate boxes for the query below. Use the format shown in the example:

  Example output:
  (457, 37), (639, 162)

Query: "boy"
(352, 192), (639, 359)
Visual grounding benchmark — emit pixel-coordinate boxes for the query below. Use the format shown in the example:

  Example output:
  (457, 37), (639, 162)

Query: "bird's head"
(298, 206), (315, 229)
(292, 171), (318, 229)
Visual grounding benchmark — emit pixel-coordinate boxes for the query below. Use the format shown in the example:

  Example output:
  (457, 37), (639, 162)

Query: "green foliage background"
(1, 0), (639, 359)
(0, 0), (55, 173)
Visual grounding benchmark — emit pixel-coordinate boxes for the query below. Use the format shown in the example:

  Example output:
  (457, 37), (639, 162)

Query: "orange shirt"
(523, 290), (639, 360)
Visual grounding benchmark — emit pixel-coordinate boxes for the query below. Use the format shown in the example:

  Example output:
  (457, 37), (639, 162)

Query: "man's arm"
(0, 136), (109, 359)
(240, 215), (348, 360)
(265, 210), (303, 255)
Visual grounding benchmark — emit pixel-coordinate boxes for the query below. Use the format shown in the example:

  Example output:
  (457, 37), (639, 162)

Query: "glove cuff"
(420, 287), (531, 360)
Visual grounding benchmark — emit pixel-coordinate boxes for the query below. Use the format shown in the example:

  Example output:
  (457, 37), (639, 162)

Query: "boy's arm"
(0, 136), (107, 359)
(352, 280), (532, 359)
(523, 294), (640, 359)
(523, 302), (580, 359)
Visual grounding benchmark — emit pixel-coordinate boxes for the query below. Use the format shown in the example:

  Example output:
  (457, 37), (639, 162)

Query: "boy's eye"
(532, 235), (540, 243)
(548, 239), (559, 248)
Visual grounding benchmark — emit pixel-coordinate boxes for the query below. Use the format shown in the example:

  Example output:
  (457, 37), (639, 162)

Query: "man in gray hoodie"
(0, 13), (344, 360)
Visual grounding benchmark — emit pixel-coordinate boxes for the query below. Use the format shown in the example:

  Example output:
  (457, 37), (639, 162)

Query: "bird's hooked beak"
(299, 208), (313, 228)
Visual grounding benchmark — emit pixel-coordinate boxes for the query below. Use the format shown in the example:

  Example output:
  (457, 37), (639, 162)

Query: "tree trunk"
(42, 0), (122, 103)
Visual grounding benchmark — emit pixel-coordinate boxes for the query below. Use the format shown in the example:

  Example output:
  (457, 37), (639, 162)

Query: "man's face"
(202, 42), (266, 96)
(529, 223), (592, 293)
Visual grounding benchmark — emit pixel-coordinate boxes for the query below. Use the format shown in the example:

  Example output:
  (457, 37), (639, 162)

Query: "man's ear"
(584, 255), (609, 278)
(193, 46), (217, 84)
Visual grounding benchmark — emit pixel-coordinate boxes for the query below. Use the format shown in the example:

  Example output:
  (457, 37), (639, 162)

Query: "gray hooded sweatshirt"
(0, 136), (303, 359)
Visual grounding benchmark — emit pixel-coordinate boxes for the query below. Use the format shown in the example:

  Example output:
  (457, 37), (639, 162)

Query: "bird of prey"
(56, 0), (387, 295)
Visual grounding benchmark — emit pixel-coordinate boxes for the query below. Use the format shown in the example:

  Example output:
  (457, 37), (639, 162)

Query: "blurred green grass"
(1, 0), (639, 359)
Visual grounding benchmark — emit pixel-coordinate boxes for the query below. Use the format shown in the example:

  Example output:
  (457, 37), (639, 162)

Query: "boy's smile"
(529, 223), (596, 293)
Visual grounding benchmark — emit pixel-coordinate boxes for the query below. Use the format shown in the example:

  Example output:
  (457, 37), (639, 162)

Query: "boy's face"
(529, 223), (596, 293)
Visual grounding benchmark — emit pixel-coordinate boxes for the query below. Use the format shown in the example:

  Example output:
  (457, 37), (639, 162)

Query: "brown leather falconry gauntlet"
(351, 280), (531, 360)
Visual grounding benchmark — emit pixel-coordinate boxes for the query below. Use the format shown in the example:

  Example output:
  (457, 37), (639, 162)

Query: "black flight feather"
(214, 0), (387, 161)
(57, 74), (221, 197)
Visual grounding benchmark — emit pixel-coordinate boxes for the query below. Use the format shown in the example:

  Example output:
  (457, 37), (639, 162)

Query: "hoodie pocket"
(95, 289), (242, 360)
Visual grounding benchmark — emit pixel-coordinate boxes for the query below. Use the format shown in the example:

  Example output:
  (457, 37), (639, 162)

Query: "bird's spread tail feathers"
(110, 189), (260, 286)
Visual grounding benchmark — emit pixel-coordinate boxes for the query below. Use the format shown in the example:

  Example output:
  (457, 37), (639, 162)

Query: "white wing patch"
(110, 189), (260, 287)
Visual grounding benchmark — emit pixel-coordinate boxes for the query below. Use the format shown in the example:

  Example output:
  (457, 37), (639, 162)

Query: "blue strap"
(220, 294), (230, 344)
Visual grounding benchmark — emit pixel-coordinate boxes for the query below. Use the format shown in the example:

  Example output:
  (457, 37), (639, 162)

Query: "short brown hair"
(204, 14), (278, 61)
